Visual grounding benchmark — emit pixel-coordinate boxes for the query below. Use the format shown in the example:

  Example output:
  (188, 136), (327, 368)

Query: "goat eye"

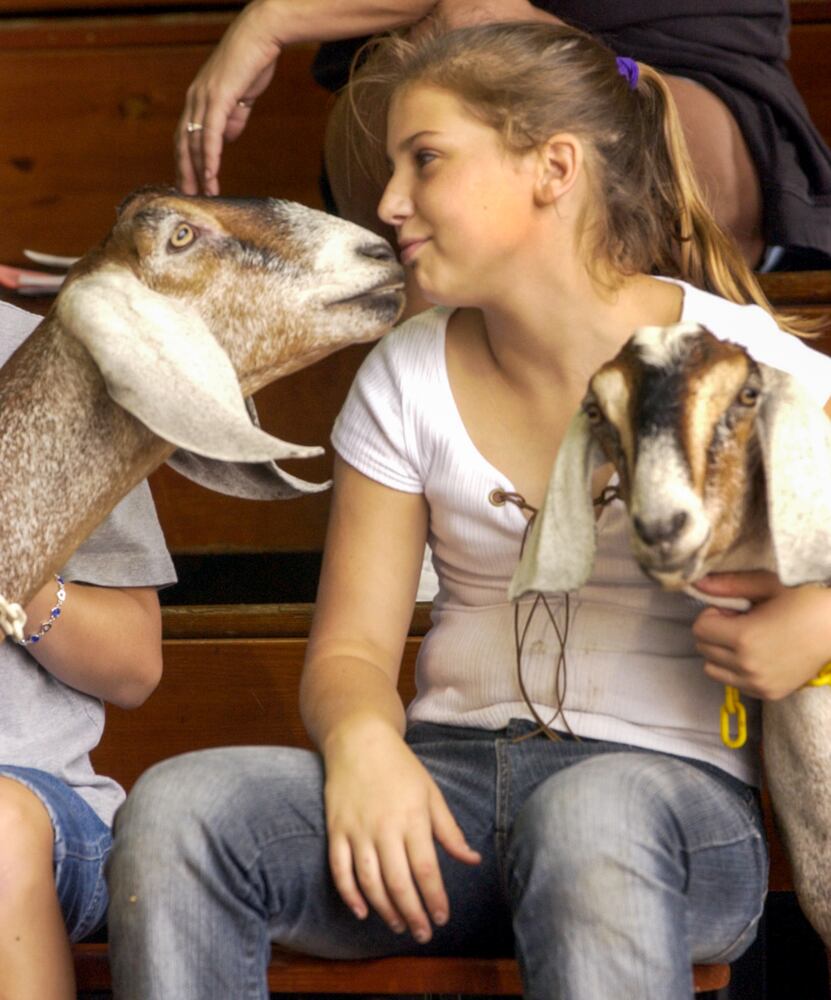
(583, 402), (604, 426)
(737, 385), (760, 407)
(169, 224), (196, 250)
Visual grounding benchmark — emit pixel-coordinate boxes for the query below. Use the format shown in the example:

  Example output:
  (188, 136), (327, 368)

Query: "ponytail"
(634, 64), (814, 336)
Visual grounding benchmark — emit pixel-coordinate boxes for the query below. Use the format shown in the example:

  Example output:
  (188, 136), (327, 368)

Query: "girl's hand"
(692, 571), (831, 700)
(324, 720), (480, 942)
(176, 1), (282, 195)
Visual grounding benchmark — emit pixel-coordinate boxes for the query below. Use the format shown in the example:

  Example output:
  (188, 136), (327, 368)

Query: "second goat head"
(511, 322), (831, 603)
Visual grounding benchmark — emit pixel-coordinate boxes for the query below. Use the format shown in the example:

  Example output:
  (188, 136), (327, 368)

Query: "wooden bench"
(69, 602), (779, 996)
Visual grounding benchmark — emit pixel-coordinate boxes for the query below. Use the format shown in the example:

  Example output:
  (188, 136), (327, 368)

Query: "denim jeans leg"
(505, 751), (767, 1000)
(108, 746), (343, 1000)
(107, 737), (510, 1000)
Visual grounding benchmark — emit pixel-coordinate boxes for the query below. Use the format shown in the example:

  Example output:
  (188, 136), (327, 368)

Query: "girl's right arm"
(302, 457), (480, 942)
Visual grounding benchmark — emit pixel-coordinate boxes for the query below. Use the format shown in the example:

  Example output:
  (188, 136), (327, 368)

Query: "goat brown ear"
(509, 408), (605, 600)
(757, 365), (831, 586)
(166, 399), (331, 499)
(56, 267), (323, 464)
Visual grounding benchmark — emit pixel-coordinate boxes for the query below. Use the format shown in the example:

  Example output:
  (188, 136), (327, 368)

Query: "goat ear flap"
(757, 364), (831, 586)
(57, 267), (322, 464)
(509, 409), (604, 600)
(166, 399), (331, 499)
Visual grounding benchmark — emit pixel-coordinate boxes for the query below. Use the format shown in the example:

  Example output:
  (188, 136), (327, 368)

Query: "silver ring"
(236, 98), (254, 109)
(186, 121), (205, 133)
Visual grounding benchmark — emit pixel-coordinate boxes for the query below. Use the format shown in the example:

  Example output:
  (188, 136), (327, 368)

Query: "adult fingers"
(176, 90), (208, 194)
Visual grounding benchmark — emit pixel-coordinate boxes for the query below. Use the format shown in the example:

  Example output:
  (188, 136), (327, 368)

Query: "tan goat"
(509, 322), (831, 948)
(0, 186), (404, 639)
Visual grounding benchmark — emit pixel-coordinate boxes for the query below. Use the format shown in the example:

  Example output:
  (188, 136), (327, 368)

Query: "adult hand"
(433, 0), (562, 30)
(692, 571), (831, 700)
(324, 719), (480, 942)
(176, 1), (282, 195)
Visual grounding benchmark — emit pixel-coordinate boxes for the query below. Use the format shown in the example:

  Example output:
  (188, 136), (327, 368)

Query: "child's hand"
(323, 720), (480, 943)
(692, 571), (831, 700)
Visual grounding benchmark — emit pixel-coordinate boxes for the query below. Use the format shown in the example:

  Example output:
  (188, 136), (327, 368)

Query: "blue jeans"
(0, 765), (112, 941)
(107, 721), (767, 1000)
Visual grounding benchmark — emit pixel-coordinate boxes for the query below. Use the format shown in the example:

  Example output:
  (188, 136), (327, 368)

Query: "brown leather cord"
(494, 484), (620, 743)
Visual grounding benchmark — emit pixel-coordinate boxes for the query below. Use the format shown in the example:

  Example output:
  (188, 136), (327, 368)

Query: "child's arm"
(21, 580), (163, 708)
(302, 457), (480, 943)
(692, 572), (831, 701)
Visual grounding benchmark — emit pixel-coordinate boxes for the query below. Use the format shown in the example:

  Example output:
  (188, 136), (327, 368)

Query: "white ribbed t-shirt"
(332, 280), (831, 786)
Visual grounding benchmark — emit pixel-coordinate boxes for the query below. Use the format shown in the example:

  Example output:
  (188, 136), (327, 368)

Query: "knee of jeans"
(113, 746), (321, 857)
(509, 754), (679, 887)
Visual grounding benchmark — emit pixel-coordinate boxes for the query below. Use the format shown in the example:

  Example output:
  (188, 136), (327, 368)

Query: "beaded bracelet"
(17, 574), (66, 646)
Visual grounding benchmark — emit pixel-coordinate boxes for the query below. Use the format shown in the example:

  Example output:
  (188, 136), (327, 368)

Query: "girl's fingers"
(694, 570), (783, 604)
(404, 823), (450, 933)
(328, 833), (369, 921)
(353, 839), (408, 934)
(376, 834), (433, 941)
(430, 788), (481, 866)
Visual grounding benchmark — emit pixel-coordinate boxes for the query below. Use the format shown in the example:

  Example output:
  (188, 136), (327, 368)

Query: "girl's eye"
(169, 224), (196, 250)
(414, 149), (437, 168)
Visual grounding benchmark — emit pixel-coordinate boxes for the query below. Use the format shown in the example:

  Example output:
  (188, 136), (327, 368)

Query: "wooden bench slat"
(72, 943), (728, 995)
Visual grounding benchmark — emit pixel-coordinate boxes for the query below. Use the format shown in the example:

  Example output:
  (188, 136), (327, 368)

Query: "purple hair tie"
(616, 55), (639, 90)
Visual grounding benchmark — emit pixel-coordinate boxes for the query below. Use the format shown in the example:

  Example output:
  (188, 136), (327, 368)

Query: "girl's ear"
(535, 134), (583, 205)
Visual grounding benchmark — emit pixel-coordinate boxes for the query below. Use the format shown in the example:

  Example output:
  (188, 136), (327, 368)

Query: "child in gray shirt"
(0, 300), (176, 998)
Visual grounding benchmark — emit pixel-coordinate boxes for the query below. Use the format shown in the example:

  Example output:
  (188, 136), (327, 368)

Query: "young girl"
(0, 301), (176, 999)
(107, 21), (831, 1000)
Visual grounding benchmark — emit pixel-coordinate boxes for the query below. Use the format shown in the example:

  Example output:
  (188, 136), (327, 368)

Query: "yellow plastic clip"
(720, 684), (747, 749)
(805, 662), (831, 687)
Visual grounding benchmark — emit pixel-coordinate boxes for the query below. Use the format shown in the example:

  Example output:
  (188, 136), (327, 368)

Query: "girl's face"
(378, 84), (542, 307)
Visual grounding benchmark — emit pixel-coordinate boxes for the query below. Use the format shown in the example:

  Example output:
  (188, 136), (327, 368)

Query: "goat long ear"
(166, 399), (330, 499)
(757, 364), (831, 586)
(509, 409), (604, 600)
(57, 267), (322, 464)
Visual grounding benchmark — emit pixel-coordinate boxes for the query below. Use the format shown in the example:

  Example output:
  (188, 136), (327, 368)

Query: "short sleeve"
(332, 327), (428, 494)
(62, 481), (176, 589)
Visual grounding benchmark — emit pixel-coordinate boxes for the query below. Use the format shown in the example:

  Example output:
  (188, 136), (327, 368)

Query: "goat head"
(511, 323), (831, 601)
(0, 187), (405, 630)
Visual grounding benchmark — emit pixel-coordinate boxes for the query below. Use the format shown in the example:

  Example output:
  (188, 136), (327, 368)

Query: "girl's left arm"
(692, 573), (831, 701)
(21, 581), (163, 709)
(691, 395), (831, 702)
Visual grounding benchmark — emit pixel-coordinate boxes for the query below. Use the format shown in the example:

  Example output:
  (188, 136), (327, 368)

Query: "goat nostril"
(634, 511), (688, 546)
(359, 240), (395, 262)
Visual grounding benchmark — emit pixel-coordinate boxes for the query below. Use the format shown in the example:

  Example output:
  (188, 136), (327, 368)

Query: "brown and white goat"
(0, 186), (404, 639)
(509, 322), (831, 948)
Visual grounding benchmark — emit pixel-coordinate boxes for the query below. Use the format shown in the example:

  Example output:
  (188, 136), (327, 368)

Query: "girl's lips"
(399, 238), (428, 265)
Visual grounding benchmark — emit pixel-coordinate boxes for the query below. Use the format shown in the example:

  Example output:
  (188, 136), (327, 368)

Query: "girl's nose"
(377, 179), (412, 227)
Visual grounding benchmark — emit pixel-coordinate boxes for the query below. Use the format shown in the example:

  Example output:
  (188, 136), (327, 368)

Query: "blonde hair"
(348, 21), (811, 335)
